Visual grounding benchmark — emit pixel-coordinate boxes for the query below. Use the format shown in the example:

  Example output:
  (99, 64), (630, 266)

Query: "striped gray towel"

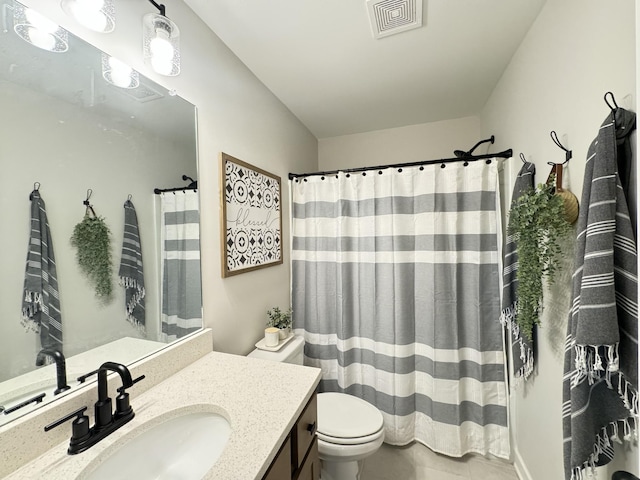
(118, 199), (145, 332)
(562, 108), (638, 480)
(501, 161), (536, 383)
(21, 190), (63, 353)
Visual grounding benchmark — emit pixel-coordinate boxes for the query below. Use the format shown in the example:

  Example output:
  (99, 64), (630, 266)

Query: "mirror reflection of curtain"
(159, 191), (202, 342)
(291, 161), (509, 458)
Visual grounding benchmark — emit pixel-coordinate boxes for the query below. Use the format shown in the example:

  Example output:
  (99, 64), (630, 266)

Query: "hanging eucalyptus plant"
(71, 214), (113, 300)
(507, 180), (571, 340)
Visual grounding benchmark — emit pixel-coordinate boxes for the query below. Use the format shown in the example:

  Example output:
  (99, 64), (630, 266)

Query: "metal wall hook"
(29, 182), (41, 200)
(604, 91), (619, 113)
(83, 189), (96, 217)
(549, 131), (572, 164)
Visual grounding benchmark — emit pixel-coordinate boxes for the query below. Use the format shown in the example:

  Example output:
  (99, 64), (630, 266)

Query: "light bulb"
(26, 26), (55, 50)
(108, 57), (133, 88)
(61, 0), (114, 33)
(151, 56), (173, 76)
(143, 13), (180, 76)
(25, 8), (59, 34)
(70, 1), (107, 32)
(150, 31), (174, 60)
(14, 5), (68, 52)
(102, 53), (139, 88)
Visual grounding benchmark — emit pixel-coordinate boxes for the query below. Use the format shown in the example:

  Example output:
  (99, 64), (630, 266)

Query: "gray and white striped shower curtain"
(160, 191), (202, 342)
(291, 161), (510, 458)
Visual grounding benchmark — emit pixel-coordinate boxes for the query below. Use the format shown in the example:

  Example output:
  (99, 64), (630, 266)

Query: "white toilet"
(248, 336), (385, 480)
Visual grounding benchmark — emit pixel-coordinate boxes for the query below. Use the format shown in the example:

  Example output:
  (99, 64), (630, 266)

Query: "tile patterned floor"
(361, 443), (519, 480)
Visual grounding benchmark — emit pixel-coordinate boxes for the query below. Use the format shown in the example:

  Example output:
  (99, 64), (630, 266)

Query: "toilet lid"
(317, 392), (384, 439)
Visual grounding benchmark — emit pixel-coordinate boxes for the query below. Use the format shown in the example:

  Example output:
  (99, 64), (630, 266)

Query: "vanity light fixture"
(142, 0), (180, 76)
(12, 2), (68, 52)
(60, 0), (115, 33)
(102, 53), (140, 89)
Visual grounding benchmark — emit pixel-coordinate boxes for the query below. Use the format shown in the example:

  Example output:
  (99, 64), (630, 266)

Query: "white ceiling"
(185, 0), (546, 139)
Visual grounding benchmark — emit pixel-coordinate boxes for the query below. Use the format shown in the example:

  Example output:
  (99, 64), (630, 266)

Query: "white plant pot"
(278, 327), (290, 340)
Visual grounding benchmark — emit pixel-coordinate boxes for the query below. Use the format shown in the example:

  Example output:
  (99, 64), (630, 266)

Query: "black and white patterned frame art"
(220, 152), (283, 277)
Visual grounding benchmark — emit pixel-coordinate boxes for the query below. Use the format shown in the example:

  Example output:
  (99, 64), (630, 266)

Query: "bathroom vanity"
(0, 330), (322, 479)
(263, 392), (319, 480)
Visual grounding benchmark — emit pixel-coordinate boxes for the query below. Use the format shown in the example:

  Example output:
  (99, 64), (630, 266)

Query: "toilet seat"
(317, 392), (384, 445)
(317, 428), (384, 445)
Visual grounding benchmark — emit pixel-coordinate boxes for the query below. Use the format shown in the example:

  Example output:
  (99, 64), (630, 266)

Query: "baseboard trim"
(514, 446), (533, 480)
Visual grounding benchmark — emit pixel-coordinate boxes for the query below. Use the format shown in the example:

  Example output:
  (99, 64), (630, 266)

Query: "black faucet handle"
(3, 392), (46, 415)
(44, 406), (88, 433)
(117, 375), (145, 394)
(45, 406), (91, 453)
(77, 368), (99, 384)
(114, 375), (144, 419)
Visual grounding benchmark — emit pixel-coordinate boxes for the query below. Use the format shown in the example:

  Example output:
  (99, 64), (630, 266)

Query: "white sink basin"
(84, 410), (231, 480)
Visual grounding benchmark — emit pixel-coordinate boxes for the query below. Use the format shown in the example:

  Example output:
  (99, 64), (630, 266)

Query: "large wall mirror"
(0, 0), (202, 425)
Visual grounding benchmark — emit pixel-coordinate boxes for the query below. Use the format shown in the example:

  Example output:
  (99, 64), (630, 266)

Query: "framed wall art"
(220, 152), (283, 277)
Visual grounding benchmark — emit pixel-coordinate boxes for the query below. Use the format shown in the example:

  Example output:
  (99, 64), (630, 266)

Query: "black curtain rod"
(153, 186), (197, 194)
(288, 149), (513, 181)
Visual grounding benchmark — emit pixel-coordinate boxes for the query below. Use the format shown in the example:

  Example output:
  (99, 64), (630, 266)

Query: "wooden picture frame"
(220, 152), (283, 277)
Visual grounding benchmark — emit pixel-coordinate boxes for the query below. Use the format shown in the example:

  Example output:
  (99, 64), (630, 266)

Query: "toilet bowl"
(248, 336), (385, 480)
(316, 392), (384, 480)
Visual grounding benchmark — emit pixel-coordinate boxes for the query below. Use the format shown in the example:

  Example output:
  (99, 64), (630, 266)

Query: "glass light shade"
(143, 12), (180, 76)
(60, 0), (115, 33)
(13, 2), (68, 52)
(102, 53), (139, 89)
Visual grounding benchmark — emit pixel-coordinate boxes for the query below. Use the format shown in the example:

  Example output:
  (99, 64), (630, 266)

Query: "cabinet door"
(263, 436), (292, 480)
(294, 394), (317, 469)
(296, 438), (319, 480)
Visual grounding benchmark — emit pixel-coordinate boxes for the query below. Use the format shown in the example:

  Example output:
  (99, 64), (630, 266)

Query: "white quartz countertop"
(4, 351), (322, 480)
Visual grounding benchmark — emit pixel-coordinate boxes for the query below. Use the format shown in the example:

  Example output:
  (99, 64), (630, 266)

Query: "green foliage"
(507, 181), (571, 341)
(266, 306), (293, 329)
(70, 215), (113, 300)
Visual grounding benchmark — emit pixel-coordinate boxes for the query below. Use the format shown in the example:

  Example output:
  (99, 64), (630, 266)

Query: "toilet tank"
(247, 335), (305, 365)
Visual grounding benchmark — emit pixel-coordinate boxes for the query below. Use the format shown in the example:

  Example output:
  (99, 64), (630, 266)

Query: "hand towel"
(21, 189), (63, 353)
(118, 199), (145, 332)
(562, 108), (638, 480)
(501, 161), (536, 383)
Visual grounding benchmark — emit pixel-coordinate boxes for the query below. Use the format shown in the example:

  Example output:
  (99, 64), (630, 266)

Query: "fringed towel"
(21, 189), (63, 353)
(118, 199), (145, 332)
(501, 161), (536, 383)
(562, 108), (638, 480)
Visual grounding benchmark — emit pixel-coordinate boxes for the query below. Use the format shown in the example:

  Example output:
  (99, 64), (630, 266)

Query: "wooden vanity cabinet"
(263, 392), (319, 480)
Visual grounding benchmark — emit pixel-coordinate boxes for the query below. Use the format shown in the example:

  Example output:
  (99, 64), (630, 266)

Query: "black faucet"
(44, 361), (144, 455)
(95, 362), (135, 429)
(36, 348), (70, 395)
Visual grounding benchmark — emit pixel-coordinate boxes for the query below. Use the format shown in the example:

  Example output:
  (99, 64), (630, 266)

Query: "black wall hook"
(604, 91), (619, 113)
(83, 189), (96, 217)
(549, 131), (572, 165)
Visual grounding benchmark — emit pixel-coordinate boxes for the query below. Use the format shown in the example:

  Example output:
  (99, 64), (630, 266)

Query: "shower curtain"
(291, 161), (510, 458)
(160, 191), (202, 342)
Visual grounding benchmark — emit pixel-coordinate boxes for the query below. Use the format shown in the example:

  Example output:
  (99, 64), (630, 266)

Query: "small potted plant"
(266, 306), (293, 340)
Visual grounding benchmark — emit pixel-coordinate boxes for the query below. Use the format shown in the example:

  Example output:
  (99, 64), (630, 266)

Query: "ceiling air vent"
(116, 81), (164, 103)
(366, 0), (423, 39)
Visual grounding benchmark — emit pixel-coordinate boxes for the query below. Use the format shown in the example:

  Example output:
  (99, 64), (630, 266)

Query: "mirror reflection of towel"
(21, 190), (63, 354)
(119, 199), (146, 332)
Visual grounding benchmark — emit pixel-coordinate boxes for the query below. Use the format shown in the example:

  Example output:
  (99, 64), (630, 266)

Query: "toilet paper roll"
(264, 327), (280, 347)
